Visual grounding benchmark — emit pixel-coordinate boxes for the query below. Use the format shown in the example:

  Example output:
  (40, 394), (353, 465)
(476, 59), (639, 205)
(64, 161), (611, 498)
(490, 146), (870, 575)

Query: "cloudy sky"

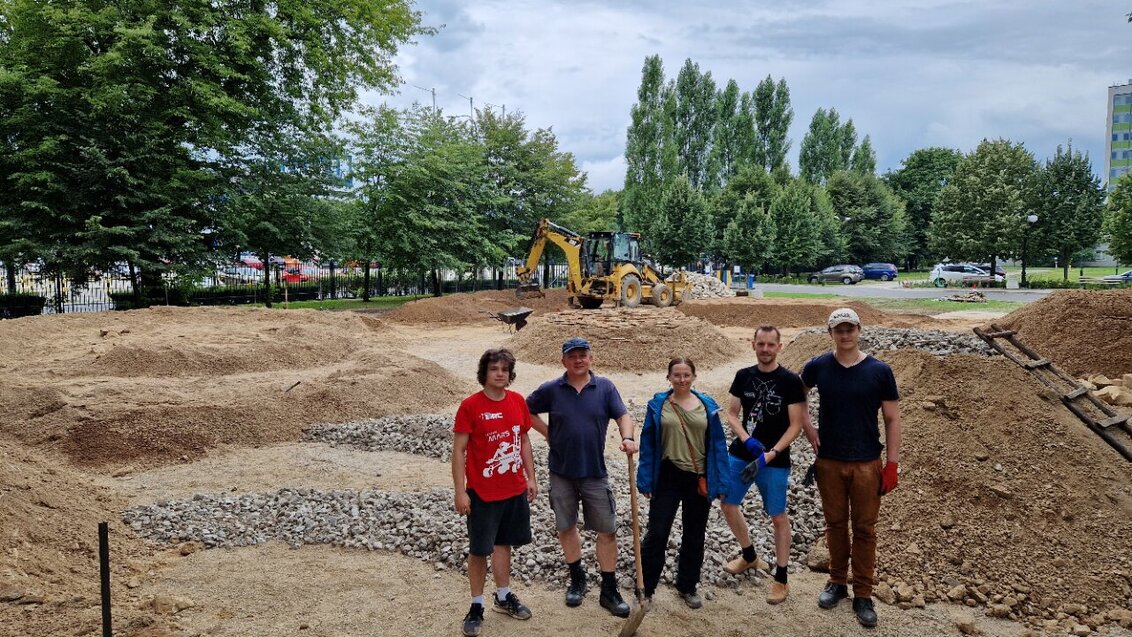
(371, 1), (1132, 193)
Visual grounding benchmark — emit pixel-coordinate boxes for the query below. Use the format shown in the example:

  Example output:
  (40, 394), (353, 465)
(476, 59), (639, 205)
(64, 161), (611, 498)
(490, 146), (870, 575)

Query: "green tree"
(929, 139), (1039, 273)
(769, 180), (823, 274)
(750, 76), (794, 174)
(722, 194), (777, 273)
(559, 190), (619, 234)
(708, 165), (779, 258)
(650, 175), (712, 266)
(706, 79), (744, 190)
(623, 55), (672, 234)
(850, 135), (877, 174)
(1104, 173), (1132, 264)
(1033, 143), (1106, 280)
(884, 147), (963, 269)
(827, 170), (908, 264)
(799, 108), (856, 184)
(673, 58), (717, 189)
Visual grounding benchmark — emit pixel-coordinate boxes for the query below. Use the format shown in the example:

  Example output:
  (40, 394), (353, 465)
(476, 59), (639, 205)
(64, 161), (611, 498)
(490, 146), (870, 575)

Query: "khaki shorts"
(547, 472), (617, 534)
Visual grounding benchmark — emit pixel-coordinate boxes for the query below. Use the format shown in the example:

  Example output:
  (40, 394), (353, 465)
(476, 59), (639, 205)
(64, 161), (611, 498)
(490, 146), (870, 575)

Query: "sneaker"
(599, 588), (630, 618)
(461, 603), (484, 637)
(565, 574), (587, 607)
(722, 555), (771, 575)
(853, 597), (878, 628)
(679, 590), (703, 609)
(493, 591), (532, 620)
(766, 581), (789, 605)
(817, 582), (849, 609)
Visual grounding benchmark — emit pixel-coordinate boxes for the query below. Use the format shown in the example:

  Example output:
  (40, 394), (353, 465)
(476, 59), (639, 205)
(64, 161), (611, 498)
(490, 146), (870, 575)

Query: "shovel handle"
(627, 453), (645, 600)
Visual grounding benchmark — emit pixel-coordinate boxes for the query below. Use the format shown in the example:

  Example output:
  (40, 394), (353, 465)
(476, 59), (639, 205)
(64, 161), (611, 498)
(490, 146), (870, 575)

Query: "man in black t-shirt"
(720, 325), (807, 605)
(801, 308), (902, 629)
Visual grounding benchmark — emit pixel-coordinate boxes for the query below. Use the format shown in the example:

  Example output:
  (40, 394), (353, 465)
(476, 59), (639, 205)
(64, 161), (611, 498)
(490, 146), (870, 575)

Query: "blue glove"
(740, 453), (767, 483)
(743, 437), (765, 456)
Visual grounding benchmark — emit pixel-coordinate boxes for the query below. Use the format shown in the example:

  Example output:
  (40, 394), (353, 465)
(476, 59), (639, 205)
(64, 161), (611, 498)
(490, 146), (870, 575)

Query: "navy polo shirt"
(800, 352), (899, 462)
(526, 372), (628, 479)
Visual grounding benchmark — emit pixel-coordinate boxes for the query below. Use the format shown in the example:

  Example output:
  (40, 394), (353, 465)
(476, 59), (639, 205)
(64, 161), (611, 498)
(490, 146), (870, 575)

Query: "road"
(753, 280), (1054, 303)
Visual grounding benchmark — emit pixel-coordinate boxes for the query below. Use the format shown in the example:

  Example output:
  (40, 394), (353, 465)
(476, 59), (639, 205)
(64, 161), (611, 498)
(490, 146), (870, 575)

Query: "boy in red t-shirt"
(452, 348), (537, 637)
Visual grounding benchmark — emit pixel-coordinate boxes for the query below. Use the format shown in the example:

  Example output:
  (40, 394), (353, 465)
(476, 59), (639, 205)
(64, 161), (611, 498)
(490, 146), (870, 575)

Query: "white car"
(930, 263), (1004, 287)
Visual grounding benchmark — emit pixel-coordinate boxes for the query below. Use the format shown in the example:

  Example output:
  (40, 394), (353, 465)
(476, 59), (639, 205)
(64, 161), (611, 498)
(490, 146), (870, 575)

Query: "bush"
(0, 293), (47, 318)
(110, 285), (191, 310)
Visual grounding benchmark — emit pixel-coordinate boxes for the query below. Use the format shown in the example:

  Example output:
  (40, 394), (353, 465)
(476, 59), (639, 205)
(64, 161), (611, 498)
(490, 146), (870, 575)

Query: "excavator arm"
(516, 218), (585, 298)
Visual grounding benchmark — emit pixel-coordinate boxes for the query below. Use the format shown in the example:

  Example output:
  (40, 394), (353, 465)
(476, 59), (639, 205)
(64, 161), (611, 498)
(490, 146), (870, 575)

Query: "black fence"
(0, 261), (573, 316)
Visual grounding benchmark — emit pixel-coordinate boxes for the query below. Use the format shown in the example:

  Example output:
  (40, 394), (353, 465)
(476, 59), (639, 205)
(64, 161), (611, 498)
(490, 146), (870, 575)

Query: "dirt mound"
(386, 288), (572, 324)
(996, 289), (1132, 378)
(0, 308), (476, 469)
(874, 350), (1132, 620)
(507, 308), (740, 372)
(679, 297), (912, 330)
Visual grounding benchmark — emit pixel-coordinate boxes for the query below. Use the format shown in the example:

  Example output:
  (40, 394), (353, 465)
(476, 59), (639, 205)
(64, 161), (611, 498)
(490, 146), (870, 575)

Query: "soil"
(2, 298), (1131, 637)
(678, 297), (914, 329)
(385, 288), (573, 325)
(995, 289), (1132, 378)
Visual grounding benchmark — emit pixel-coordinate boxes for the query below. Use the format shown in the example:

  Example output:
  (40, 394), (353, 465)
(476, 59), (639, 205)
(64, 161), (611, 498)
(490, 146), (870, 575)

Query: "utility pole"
(410, 84), (436, 111)
(457, 93), (474, 120)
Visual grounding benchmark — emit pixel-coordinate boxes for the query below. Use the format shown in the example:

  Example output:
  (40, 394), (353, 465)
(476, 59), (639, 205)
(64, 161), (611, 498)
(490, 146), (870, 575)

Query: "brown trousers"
(815, 457), (882, 598)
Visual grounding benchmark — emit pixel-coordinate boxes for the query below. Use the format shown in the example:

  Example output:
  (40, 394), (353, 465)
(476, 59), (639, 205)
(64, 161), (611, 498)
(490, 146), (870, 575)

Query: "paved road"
(754, 281), (1054, 303)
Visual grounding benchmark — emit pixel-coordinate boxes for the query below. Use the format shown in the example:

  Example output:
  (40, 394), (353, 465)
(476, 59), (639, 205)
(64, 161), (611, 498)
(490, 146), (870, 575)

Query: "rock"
(905, 543), (921, 556)
(150, 594), (194, 614)
(874, 582), (896, 605)
(806, 537), (830, 572)
(126, 578), (140, 589)
(1092, 385), (1132, 406)
(948, 584), (968, 601)
(988, 603), (1011, 618)
(1108, 608), (1132, 628)
(940, 515), (957, 529)
(15, 593), (44, 605)
(1070, 623), (1092, 636)
(1060, 603), (1087, 617)
(973, 451), (989, 462)
(911, 594), (926, 608)
(1123, 373), (1132, 389)
(0, 584), (23, 603)
(895, 582), (916, 603)
(988, 483), (1012, 498)
(1087, 374), (1116, 388)
(178, 542), (202, 556)
(956, 616), (979, 635)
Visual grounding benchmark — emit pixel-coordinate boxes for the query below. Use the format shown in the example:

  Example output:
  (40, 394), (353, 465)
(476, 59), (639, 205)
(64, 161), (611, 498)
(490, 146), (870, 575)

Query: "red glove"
(880, 462), (899, 495)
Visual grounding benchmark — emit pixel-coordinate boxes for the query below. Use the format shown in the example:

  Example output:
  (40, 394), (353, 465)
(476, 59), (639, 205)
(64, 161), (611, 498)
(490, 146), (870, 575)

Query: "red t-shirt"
(453, 389), (532, 502)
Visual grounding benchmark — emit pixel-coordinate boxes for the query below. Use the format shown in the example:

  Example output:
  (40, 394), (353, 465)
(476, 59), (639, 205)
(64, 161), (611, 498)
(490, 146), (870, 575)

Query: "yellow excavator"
(515, 218), (688, 309)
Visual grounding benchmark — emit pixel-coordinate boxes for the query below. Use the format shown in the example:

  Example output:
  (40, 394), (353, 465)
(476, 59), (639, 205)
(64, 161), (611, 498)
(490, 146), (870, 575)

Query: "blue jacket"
(636, 389), (731, 501)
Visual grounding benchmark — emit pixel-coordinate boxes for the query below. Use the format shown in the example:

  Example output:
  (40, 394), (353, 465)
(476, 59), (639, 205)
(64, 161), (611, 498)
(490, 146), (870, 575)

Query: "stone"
(895, 582), (916, 603)
(1108, 608), (1132, 628)
(948, 585), (967, 601)
(974, 451), (989, 462)
(1070, 623), (1092, 636)
(874, 582), (896, 605)
(150, 594), (193, 614)
(911, 594), (926, 608)
(178, 542), (202, 556)
(1087, 374), (1116, 388)
(1060, 603), (1087, 617)
(988, 603), (1011, 618)
(806, 537), (830, 572)
(1123, 373), (1132, 389)
(0, 584), (24, 603)
(956, 616), (979, 635)
(940, 514), (956, 529)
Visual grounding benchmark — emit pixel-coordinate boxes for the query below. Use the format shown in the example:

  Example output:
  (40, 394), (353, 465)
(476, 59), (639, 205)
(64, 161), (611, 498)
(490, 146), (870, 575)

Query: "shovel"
(619, 453), (648, 637)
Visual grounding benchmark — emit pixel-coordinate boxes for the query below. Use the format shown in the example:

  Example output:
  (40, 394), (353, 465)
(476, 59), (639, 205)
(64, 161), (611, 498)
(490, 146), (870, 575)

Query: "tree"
(929, 139), (1039, 273)
(672, 58), (717, 189)
(799, 108), (856, 184)
(1033, 143), (1106, 280)
(708, 165), (779, 258)
(850, 135), (877, 174)
(706, 79), (745, 190)
(884, 147), (963, 269)
(650, 175), (712, 267)
(827, 170), (908, 264)
(559, 190), (619, 234)
(769, 180), (823, 274)
(623, 55), (673, 235)
(1104, 173), (1132, 265)
(722, 194), (776, 273)
(751, 76), (794, 173)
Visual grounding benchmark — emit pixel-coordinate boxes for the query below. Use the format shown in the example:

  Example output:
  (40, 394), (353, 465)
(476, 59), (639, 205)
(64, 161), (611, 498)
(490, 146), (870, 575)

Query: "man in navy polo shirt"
(527, 337), (638, 618)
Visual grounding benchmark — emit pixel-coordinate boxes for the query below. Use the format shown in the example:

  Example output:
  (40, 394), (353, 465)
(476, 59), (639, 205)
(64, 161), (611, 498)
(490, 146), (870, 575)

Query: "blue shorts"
(722, 454), (789, 516)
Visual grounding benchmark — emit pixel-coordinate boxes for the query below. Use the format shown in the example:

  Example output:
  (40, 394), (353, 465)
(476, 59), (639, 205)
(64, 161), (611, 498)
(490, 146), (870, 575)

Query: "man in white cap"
(800, 308), (902, 629)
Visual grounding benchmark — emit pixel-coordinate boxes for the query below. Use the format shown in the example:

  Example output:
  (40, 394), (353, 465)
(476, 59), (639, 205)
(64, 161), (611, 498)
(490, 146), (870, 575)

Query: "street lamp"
(1021, 214), (1038, 287)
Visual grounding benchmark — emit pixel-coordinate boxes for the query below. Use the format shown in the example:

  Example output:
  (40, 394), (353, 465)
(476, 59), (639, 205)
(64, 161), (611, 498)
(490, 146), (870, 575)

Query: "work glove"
(743, 436), (765, 456)
(740, 453), (767, 483)
(801, 462), (817, 487)
(879, 462), (899, 495)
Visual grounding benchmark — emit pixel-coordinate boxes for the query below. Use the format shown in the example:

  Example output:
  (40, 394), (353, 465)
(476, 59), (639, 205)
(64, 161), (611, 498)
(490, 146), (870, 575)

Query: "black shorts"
(467, 490), (532, 557)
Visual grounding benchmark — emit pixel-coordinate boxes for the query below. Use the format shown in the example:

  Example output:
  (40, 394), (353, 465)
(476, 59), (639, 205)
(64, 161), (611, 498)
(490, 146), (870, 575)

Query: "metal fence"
(1, 261), (572, 316)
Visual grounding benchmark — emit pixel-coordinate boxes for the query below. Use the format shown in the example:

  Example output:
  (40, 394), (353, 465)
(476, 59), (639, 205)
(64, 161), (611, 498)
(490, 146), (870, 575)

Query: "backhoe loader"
(514, 218), (688, 309)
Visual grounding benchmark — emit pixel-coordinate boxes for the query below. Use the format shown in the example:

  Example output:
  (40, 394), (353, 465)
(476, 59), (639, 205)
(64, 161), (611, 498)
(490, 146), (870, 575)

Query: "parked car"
(930, 263), (1003, 286)
(1101, 270), (1132, 283)
(282, 265), (319, 284)
(975, 262), (1007, 278)
(862, 262), (899, 281)
(809, 264), (864, 285)
(238, 253), (263, 270)
(216, 265), (262, 284)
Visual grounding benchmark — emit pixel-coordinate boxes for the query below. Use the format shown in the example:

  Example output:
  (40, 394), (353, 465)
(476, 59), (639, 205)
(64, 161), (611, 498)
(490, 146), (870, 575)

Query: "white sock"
(496, 587), (511, 601)
(472, 595), (484, 606)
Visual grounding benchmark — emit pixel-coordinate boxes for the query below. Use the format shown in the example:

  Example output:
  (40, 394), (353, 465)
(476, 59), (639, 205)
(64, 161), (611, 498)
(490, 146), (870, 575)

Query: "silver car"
(809, 265), (864, 285)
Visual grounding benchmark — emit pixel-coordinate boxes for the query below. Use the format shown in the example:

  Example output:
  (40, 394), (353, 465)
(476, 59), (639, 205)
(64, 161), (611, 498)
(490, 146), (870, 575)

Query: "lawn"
(762, 290), (1022, 314)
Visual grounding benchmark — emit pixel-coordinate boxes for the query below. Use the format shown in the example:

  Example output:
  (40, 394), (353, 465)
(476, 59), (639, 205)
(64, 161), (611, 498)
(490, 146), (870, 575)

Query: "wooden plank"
(1098, 414), (1130, 429)
(1063, 387), (1090, 400)
(1023, 358), (1051, 369)
(983, 329), (1016, 338)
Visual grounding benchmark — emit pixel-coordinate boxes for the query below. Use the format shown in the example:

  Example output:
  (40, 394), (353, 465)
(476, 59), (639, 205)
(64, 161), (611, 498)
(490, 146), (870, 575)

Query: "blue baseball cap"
(562, 337), (591, 354)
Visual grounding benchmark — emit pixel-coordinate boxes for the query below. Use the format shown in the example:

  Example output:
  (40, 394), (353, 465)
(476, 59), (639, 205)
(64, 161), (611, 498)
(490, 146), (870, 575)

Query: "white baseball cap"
(827, 307), (861, 328)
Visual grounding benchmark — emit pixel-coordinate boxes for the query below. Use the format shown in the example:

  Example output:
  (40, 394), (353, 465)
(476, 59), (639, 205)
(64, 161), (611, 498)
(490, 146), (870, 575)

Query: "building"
(1108, 80), (1132, 190)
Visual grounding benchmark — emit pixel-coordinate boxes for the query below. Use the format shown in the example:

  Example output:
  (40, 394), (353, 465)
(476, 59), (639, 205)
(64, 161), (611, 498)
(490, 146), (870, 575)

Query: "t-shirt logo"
(483, 425), (523, 478)
(482, 412), (504, 420)
(744, 378), (782, 434)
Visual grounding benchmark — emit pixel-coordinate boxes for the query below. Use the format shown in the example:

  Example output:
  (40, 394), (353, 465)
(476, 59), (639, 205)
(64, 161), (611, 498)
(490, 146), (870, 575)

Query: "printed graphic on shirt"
(483, 424), (523, 478)
(743, 377), (782, 435)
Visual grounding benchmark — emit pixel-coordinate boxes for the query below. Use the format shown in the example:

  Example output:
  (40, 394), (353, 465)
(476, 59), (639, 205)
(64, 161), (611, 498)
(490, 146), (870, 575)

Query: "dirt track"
(2, 292), (1130, 637)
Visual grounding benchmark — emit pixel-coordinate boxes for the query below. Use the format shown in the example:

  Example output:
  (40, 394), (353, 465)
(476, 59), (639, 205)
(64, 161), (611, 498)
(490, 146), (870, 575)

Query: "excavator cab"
(582, 231), (640, 277)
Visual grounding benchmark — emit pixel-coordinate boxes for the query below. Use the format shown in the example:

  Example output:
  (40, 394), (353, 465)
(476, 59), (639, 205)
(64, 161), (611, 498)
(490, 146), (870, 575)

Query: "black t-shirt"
(800, 352), (900, 462)
(728, 364), (806, 467)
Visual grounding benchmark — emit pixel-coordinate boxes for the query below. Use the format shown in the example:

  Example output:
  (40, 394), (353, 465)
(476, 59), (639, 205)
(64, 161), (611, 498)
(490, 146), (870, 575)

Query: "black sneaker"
(817, 582), (849, 609)
(599, 588), (630, 618)
(853, 597), (878, 628)
(565, 574), (587, 607)
(493, 592), (532, 620)
(462, 603), (484, 637)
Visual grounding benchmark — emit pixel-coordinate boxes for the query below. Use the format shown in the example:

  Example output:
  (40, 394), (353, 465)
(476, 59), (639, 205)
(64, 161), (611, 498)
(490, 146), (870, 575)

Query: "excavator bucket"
(515, 282), (545, 299)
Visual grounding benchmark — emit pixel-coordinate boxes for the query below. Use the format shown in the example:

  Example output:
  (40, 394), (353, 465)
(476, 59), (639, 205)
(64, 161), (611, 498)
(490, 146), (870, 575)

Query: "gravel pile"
(793, 327), (997, 358)
(682, 272), (735, 299)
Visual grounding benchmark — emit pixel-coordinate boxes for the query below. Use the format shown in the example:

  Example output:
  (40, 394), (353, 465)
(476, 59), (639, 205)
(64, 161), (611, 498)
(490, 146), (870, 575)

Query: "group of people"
(450, 308), (902, 636)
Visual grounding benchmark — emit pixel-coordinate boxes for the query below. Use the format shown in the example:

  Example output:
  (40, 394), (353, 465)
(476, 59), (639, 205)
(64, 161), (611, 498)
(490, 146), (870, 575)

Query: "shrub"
(0, 293), (47, 319)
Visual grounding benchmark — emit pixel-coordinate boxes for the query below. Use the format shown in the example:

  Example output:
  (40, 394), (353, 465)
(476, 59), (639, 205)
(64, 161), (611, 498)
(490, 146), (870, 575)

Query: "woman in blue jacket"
(636, 357), (730, 609)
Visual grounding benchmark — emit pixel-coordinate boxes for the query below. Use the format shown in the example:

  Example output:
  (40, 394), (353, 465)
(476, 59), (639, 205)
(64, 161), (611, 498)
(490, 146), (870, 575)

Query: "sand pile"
(386, 288), (572, 324)
(778, 333), (1132, 621)
(996, 288), (1132, 378)
(507, 308), (740, 372)
(0, 307), (476, 469)
(679, 298), (915, 330)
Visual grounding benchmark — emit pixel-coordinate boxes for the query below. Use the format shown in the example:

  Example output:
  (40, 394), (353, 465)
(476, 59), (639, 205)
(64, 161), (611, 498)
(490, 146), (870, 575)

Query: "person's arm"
(529, 413), (548, 438)
(726, 395), (746, 441)
(526, 387), (549, 438)
(799, 383), (820, 453)
(616, 412), (638, 455)
(452, 432), (471, 515)
(881, 400), (901, 464)
(520, 431), (537, 502)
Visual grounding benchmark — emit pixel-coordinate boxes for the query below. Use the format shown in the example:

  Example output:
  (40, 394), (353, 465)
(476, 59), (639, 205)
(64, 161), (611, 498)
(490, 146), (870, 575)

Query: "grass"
(864, 297), (1023, 314)
(252, 295), (427, 310)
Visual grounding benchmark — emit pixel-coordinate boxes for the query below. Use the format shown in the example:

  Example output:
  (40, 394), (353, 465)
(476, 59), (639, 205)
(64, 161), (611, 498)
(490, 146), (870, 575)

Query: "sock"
(775, 565), (788, 584)
(496, 587), (510, 601)
(741, 545), (757, 564)
(472, 595), (484, 606)
(568, 559), (584, 579)
(600, 571), (617, 591)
